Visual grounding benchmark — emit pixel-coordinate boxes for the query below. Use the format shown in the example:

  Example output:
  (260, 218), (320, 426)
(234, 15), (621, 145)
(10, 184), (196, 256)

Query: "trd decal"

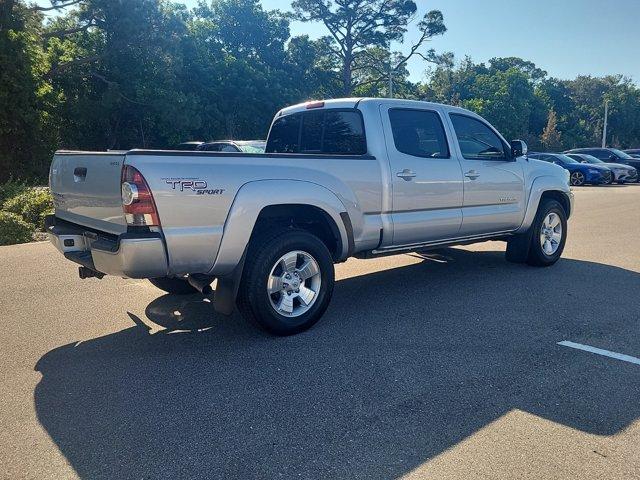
(163, 178), (225, 195)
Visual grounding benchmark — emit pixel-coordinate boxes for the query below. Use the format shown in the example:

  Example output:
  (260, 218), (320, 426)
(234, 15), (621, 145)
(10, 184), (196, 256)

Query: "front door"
(446, 113), (526, 236)
(380, 105), (464, 247)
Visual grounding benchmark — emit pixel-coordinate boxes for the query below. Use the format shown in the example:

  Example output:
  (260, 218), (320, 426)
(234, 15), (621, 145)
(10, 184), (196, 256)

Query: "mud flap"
(505, 228), (533, 264)
(213, 253), (246, 316)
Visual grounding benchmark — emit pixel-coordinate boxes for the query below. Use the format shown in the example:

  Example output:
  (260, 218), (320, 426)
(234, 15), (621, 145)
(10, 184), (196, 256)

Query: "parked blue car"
(529, 153), (612, 186)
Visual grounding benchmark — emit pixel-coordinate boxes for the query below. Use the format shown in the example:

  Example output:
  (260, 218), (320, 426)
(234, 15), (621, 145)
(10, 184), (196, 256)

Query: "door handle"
(464, 170), (480, 180)
(397, 169), (417, 181)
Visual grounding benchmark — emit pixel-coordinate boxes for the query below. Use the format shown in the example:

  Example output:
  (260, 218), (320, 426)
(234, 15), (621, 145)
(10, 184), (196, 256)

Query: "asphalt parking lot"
(1, 184), (639, 479)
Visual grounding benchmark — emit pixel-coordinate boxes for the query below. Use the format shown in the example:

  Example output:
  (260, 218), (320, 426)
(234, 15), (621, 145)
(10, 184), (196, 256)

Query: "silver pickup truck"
(48, 98), (573, 335)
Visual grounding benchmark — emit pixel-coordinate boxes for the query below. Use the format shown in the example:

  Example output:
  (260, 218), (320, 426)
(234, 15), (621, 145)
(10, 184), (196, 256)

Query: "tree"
(541, 109), (562, 151)
(291, 0), (446, 95)
(488, 57), (547, 82)
(0, 0), (54, 181)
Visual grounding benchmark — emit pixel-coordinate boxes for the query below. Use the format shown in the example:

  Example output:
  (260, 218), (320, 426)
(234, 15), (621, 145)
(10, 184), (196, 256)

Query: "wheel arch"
(540, 190), (571, 217)
(209, 180), (352, 277)
(516, 175), (573, 234)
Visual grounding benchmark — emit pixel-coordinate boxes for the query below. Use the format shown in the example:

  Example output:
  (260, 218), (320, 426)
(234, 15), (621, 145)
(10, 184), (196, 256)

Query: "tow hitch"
(78, 266), (105, 280)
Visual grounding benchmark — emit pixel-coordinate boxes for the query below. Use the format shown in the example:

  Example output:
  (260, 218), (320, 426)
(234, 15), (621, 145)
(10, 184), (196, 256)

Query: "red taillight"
(121, 165), (160, 226)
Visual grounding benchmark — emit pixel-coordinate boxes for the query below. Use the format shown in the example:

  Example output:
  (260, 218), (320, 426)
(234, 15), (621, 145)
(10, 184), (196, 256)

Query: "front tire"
(148, 276), (197, 294)
(237, 228), (335, 336)
(526, 199), (568, 267)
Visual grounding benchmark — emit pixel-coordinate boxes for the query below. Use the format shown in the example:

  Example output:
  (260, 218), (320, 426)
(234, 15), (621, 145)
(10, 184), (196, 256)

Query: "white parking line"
(558, 341), (640, 366)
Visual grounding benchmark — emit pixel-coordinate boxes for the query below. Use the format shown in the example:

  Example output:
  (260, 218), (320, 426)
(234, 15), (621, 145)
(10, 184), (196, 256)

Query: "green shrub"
(0, 179), (29, 204)
(0, 212), (35, 246)
(3, 187), (53, 231)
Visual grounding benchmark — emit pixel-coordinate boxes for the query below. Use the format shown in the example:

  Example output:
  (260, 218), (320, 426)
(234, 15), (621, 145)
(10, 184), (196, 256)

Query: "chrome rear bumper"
(46, 215), (168, 278)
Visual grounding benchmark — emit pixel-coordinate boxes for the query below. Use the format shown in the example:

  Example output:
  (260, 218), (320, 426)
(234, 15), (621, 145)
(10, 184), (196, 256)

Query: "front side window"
(450, 114), (507, 160)
(266, 110), (366, 155)
(388, 109), (449, 158)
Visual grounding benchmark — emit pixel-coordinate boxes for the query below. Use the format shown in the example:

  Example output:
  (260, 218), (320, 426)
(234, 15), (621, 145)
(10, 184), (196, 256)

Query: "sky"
(39, 0), (640, 83)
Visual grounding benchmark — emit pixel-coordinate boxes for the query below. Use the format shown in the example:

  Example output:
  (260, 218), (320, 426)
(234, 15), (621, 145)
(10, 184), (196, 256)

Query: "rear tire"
(148, 276), (197, 294)
(237, 228), (335, 336)
(526, 199), (567, 267)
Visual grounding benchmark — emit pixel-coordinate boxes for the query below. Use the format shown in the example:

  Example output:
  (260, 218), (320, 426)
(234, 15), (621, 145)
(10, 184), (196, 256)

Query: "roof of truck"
(277, 97), (478, 118)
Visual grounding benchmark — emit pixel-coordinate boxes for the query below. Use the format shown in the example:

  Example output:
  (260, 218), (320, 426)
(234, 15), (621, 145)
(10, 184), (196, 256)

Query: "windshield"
(610, 148), (633, 159)
(555, 154), (579, 164)
(577, 155), (603, 164)
(238, 141), (266, 153)
(239, 144), (266, 153)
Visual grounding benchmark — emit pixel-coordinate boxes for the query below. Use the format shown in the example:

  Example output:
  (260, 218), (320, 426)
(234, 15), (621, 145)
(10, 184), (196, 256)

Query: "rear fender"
(209, 180), (350, 276)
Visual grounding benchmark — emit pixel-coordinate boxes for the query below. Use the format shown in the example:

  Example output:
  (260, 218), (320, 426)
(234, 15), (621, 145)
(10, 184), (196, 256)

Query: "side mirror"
(510, 139), (528, 159)
(609, 155), (617, 161)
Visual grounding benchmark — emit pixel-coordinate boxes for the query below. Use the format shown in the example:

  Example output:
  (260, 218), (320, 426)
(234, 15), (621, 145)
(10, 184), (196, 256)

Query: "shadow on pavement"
(34, 249), (640, 478)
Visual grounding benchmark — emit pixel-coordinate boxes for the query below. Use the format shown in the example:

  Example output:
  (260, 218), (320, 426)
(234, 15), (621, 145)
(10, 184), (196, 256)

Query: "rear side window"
(388, 109), (449, 158)
(450, 114), (507, 160)
(198, 143), (222, 152)
(266, 113), (302, 153)
(266, 110), (367, 155)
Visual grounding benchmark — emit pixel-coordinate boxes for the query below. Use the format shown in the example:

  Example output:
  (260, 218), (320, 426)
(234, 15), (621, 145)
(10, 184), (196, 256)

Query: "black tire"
(237, 228), (335, 336)
(148, 276), (197, 294)
(526, 199), (567, 267)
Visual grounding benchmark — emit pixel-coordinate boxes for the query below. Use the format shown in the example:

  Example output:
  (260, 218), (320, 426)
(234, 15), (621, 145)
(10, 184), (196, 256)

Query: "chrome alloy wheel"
(570, 171), (585, 186)
(540, 212), (563, 256)
(267, 250), (322, 317)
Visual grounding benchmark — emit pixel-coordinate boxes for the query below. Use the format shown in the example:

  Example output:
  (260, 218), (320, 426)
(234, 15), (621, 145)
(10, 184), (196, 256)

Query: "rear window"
(266, 114), (301, 153)
(266, 110), (367, 155)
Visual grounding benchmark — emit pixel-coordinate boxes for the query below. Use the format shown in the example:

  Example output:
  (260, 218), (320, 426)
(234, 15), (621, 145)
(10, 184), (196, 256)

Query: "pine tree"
(541, 109), (562, 151)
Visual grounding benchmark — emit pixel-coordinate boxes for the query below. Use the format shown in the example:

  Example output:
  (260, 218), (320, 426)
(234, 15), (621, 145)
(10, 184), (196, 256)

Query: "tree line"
(2, 0), (639, 182)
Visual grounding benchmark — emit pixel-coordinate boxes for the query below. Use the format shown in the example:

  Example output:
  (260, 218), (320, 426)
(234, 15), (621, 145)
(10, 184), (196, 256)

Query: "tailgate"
(49, 151), (127, 234)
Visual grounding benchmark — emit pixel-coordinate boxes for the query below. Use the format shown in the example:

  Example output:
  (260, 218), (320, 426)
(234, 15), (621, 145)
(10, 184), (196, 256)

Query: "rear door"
(380, 105), (464, 246)
(447, 113), (525, 236)
(49, 151), (127, 234)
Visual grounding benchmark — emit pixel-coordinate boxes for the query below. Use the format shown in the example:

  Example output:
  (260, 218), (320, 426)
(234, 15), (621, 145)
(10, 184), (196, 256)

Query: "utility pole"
(388, 58), (393, 99)
(602, 99), (609, 148)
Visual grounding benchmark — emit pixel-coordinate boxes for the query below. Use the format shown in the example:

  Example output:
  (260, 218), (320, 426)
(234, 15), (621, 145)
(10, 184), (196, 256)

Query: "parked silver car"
(566, 153), (637, 184)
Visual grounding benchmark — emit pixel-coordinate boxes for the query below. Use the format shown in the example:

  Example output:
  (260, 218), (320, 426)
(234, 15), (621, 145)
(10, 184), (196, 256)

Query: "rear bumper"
(46, 215), (168, 278)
